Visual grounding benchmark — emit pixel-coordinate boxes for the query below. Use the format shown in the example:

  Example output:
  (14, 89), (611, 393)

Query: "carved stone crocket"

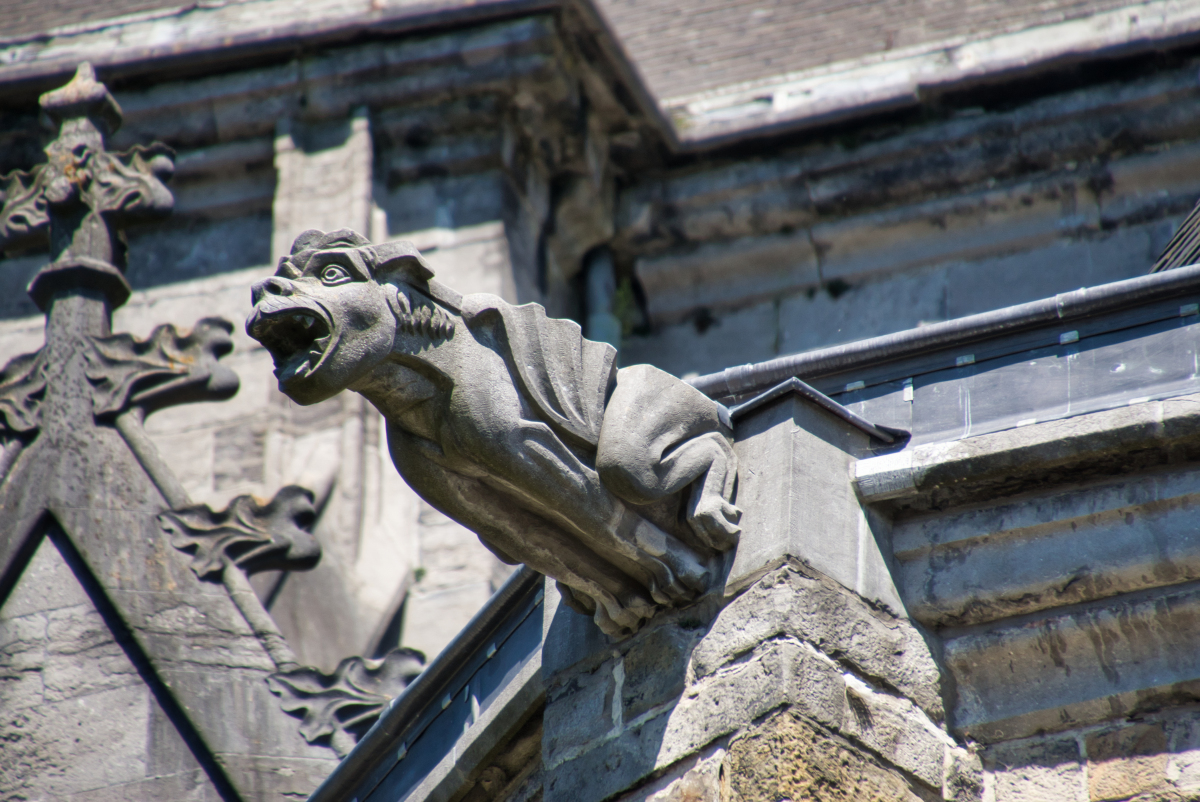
(246, 229), (740, 636)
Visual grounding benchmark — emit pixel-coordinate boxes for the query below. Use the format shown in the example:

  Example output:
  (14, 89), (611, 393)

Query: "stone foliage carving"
(0, 318), (238, 436)
(160, 485), (322, 578)
(86, 318), (240, 417)
(267, 647), (425, 756)
(0, 350), (46, 435)
(0, 62), (174, 315)
(247, 228), (741, 636)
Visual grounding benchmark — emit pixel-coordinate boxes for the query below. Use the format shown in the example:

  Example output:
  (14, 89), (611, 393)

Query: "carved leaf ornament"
(0, 167), (51, 249)
(86, 317), (239, 417)
(1, 146), (173, 254)
(268, 648), (425, 747)
(0, 318), (239, 437)
(0, 350), (47, 435)
(159, 485), (321, 578)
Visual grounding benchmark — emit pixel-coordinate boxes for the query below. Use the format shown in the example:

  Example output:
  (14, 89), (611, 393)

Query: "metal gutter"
(689, 263), (1200, 401)
(308, 565), (543, 802)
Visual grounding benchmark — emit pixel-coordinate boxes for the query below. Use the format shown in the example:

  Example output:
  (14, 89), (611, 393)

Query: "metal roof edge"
(689, 263), (1200, 400)
(308, 565), (543, 802)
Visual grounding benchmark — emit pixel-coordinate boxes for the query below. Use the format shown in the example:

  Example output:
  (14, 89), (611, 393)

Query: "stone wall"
(1, 534), (226, 801)
(617, 59), (1200, 378)
(541, 561), (958, 802)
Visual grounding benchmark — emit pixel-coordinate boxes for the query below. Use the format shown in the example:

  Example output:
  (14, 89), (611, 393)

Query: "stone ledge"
(944, 579), (1200, 743)
(855, 392), (1200, 509)
(894, 463), (1200, 629)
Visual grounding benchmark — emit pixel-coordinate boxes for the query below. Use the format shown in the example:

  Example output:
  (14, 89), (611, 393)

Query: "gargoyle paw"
(689, 497), (742, 552)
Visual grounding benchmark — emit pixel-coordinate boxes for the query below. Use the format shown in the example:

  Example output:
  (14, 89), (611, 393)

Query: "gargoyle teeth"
(299, 314), (315, 329)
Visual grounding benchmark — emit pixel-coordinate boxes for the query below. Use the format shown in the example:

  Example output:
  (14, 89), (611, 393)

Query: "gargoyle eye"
(320, 265), (351, 285)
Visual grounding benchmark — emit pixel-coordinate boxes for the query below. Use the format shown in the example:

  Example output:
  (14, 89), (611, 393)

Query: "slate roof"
(0, 0), (1160, 95)
(0, 0), (183, 38)
(593, 0), (1140, 102)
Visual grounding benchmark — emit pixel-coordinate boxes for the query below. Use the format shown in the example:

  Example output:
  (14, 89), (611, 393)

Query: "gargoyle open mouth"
(247, 300), (335, 384)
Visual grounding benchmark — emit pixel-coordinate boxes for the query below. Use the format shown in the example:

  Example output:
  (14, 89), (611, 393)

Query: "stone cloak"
(460, 294), (617, 452)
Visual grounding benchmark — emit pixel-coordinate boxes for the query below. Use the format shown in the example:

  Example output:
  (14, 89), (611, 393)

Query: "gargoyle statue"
(247, 229), (740, 636)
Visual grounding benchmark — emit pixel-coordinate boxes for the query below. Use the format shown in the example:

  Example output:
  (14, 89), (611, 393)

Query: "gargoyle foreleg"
(597, 364), (742, 551)
(385, 422), (657, 635)
(441, 371), (711, 606)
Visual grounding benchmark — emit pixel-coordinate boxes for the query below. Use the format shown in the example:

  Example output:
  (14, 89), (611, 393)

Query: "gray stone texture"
(0, 536), (223, 802)
(729, 390), (904, 615)
(542, 563), (950, 802)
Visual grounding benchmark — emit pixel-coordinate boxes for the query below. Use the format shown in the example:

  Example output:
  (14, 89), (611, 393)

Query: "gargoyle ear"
(290, 229), (327, 254)
(373, 240), (435, 283)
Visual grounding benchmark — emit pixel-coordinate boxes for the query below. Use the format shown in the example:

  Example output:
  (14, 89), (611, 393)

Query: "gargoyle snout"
(251, 276), (295, 305)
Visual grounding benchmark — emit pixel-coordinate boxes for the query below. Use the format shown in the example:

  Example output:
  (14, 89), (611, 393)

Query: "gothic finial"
(38, 62), (123, 140)
(0, 63), (173, 312)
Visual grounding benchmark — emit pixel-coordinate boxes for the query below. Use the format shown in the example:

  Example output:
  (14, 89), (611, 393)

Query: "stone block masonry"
(541, 562), (958, 802)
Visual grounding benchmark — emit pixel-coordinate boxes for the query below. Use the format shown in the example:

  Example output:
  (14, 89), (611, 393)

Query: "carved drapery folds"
(161, 485), (322, 578)
(267, 648), (425, 757)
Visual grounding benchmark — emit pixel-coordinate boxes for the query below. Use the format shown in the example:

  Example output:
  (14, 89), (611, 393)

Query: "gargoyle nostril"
(251, 277), (293, 304)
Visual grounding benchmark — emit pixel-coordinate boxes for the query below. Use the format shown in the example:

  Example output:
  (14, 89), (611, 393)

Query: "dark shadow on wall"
(0, 212), (273, 321)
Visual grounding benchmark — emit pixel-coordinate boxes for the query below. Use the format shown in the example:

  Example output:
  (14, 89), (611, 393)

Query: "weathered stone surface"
(723, 710), (937, 802)
(1087, 723), (1170, 801)
(728, 392), (906, 616)
(543, 649), (617, 764)
(619, 299), (779, 381)
(982, 734), (1086, 802)
(944, 570), (1200, 743)
(777, 268), (950, 356)
(695, 564), (944, 719)
(635, 232), (820, 325)
(943, 747), (984, 802)
(894, 463), (1200, 629)
(271, 111), (373, 265)
(247, 229), (740, 637)
(0, 536), (222, 802)
(614, 749), (723, 802)
(543, 566), (949, 802)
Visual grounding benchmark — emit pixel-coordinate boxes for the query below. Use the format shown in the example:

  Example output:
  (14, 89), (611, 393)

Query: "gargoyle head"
(246, 228), (436, 405)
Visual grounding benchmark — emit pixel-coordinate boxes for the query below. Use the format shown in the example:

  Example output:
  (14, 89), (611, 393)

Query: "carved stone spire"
(8, 63), (175, 315)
